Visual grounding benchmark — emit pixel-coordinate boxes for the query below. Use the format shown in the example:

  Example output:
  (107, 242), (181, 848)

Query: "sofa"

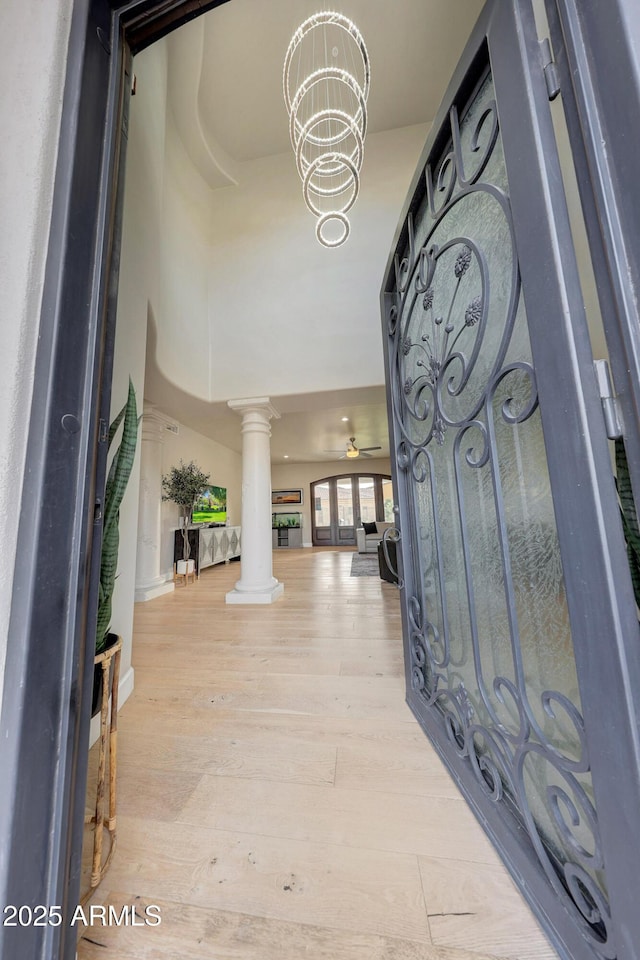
(356, 520), (394, 554)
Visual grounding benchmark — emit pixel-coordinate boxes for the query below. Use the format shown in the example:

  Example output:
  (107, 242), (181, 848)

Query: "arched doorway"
(311, 473), (393, 546)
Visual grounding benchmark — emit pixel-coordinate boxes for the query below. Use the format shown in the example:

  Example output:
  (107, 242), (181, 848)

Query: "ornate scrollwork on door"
(386, 72), (612, 957)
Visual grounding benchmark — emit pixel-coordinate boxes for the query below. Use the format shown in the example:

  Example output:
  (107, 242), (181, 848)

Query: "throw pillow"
(362, 521), (377, 535)
(375, 521), (393, 534)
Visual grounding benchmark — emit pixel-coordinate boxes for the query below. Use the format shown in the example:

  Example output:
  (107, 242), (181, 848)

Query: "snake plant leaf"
(615, 438), (640, 608)
(108, 402), (126, 448)
(103, 379), (138, 536)
(96, 378), (138, 653)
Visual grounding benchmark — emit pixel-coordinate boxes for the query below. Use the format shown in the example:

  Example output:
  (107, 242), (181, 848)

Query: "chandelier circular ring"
(283, 11), (370, 248)
(287, 67), (368, 148)
(283, 13), (370, 121)
(295, 110), (364, 188)
(302, 152), (359, 218)
(316, 212), (350, 248)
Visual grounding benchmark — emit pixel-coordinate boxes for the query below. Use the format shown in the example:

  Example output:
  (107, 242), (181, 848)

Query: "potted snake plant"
(92, 378), (139, 715)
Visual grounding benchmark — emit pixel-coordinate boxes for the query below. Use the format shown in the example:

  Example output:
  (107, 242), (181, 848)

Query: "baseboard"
(135, 579), (174, 602)
(303, 541), (313, 548)
(88, 665), (135, 747)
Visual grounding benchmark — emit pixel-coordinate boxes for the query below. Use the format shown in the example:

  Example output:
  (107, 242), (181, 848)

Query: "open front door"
(381, 1), (640, 957)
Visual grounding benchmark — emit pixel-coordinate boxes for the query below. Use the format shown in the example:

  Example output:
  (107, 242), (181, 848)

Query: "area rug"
(350, 552), (379, 577)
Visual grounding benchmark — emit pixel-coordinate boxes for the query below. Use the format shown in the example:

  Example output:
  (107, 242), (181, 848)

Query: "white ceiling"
(145, 322), (391, 462)
(147, 0), (484, 463)
(197, 0), (482, 162)
(146, 378), (392, 463)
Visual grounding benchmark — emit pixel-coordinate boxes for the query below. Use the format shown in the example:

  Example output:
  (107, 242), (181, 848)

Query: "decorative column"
(134, 405), (175, 602)
(225, 397), (284, 605)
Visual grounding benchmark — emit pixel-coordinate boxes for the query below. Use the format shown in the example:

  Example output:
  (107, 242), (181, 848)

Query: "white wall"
(107, 39), (169, 705)
(160, 424), (242, 578)
(91, 30), (242, 735)
(271, 457), (392, 545)
(153, 123), (428, 401)
(0, 0), (74, 715)
(155, 107), (214, 397)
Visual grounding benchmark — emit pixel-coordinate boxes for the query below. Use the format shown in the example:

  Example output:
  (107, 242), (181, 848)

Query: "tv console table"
(173, 525), (241, 576)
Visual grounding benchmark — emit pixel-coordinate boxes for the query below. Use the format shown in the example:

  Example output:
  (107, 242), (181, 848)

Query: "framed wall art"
(272, 488), (303, 505)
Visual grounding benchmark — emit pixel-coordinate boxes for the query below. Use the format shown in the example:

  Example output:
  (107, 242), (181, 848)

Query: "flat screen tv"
(192, 485), (227, 525)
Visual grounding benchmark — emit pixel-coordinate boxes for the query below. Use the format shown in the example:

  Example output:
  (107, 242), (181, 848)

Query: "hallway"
(79, 548), (557, 959)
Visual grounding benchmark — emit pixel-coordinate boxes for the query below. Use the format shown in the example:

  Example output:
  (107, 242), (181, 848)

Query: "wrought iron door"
(381, 2), (640, 958)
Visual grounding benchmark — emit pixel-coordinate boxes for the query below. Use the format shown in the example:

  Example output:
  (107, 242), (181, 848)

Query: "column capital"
(227, 397), (281, 421)
(140, 403), (178, 443)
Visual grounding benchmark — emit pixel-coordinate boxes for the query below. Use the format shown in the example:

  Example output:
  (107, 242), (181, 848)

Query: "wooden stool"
(81, 636), (122, 905)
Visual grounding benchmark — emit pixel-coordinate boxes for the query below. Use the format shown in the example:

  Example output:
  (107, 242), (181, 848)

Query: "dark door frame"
(0, 2), (228, 958)
(1, 1), (640, 958)
(543, 0), (640, 520)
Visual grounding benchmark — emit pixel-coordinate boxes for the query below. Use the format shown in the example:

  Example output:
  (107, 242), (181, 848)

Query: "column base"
(225, 581), (284, 605)
(135, 579), (175, 603)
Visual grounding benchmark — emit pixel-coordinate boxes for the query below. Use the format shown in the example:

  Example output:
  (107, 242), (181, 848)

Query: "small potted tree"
(162, 460), (211, 576)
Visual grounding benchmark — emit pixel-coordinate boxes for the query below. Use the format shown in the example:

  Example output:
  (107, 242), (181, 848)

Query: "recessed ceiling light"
(284, 454), (289, 459)
(341, 417), (349, 422)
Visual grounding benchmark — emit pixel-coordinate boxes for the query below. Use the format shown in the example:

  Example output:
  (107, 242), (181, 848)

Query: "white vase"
(186, 559), (195, 574)
(176, 560), (187, 575)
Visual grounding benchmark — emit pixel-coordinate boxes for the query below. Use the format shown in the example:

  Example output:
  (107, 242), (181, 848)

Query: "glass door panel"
(313, 481), (332, 544)
(336, 477), (355, 544)
(399, 67), (587, 842)
(314, 482), (331, 525)
(358, 477), (376, 523)
(382, 478), (394, 522)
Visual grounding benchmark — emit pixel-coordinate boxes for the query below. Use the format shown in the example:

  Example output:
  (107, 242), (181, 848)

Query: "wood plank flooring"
(78, 548), (558, 960)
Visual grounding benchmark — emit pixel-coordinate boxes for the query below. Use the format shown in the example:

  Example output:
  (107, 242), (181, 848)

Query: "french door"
(381, 1), (640, 957)
(311, 474), (392, 546)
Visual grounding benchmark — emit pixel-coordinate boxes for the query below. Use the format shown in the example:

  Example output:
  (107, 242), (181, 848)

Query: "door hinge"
(594, 359), (623, 439)
(540, 38), (560, 100)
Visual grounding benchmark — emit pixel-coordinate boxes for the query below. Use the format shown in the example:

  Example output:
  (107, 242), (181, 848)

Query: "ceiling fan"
(335, 436), (382, 459)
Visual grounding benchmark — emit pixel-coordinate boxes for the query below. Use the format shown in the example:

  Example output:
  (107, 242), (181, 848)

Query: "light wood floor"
(78, 548), (557, 960)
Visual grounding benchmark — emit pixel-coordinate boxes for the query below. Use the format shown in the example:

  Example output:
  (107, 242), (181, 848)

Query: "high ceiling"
(197, 0), (482, 162)
(145, 0), (484, 462)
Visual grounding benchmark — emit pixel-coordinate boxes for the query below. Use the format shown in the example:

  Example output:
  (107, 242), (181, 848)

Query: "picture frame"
(272, 488), (303, 505)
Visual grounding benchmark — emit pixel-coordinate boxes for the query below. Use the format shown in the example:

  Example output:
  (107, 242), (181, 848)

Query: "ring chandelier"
(283, 11), (370, 248)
